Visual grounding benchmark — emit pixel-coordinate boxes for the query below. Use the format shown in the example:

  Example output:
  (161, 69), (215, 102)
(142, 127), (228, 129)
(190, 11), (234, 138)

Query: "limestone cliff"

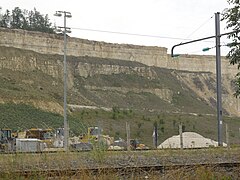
(0, 27), (238, 75)
(0, 27), (239, 116)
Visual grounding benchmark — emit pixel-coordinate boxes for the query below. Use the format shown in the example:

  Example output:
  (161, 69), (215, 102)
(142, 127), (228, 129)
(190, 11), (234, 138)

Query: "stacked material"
(158, 132), (227, 149)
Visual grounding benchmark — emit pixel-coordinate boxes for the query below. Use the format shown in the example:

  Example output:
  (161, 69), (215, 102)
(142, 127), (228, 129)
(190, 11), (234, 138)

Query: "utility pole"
(226, 124), (229, 148)
(153, 122), (158, 148)
(170, 12), (235, 146)
(179, 123), (183, 149)
(239, 128), (240, 144)
(98, 120), (102, 146)
(215, 12), (223, 146)
(54, 11), (72, 151)
(126, 122), (130, 151)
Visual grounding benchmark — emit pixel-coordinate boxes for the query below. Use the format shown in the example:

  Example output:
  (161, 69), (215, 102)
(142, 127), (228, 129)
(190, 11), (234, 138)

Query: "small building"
(16, 138), (46, 152)
(158, 132), (227, 149)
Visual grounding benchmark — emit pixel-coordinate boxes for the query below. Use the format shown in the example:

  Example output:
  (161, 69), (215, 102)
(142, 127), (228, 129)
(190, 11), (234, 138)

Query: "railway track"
(1, 162), (240, 178)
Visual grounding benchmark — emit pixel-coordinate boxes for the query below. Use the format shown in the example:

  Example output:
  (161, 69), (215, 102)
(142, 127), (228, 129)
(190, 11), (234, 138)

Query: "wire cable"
(71, 27), (196, 41)
(71, 27), (216, 43)
(185, 15), (214, 39)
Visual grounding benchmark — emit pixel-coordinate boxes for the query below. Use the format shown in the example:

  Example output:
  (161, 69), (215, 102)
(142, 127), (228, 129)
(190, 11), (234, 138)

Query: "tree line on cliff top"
(223, 0), (240, 97)
(0, 7), (55, 33)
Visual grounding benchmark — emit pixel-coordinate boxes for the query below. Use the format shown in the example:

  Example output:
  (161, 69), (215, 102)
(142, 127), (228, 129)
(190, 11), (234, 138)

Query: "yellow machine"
(80, 127), (100, 143)
(80, 127), (113, 145)
(25, 128), (54, 147)
(130, 139), (149, 150)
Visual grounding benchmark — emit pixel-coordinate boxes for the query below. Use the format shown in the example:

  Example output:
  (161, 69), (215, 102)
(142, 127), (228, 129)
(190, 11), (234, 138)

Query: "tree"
(222, 0), (240, 97)
(0, 7), (55, 34)
(10, 7), (25, 29)
(30, 8), (54, 33)
(22, 9), (29, 30)
(0, 9), (11, 28)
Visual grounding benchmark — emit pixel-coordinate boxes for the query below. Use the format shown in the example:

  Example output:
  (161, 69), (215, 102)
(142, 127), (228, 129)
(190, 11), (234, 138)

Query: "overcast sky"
(0, 0), (232, 55)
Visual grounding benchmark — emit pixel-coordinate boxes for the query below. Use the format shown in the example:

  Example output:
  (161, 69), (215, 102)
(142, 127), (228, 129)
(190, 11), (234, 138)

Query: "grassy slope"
(73, 69), (215, 114)
(0, 46), (240, 146)
(1, 103), (240, 147)
(0, 68), (62, 103)
(0, 103), (86, 136)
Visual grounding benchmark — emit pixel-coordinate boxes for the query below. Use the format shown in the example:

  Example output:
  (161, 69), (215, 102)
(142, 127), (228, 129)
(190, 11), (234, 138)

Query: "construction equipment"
(79, 127), (114, 147)
(25, 128), (54, 148)
(108, 139), (127, 151)
(53, 128), (64, 148)
(80, 127), (102, 143)
(130, 139), (149, 150)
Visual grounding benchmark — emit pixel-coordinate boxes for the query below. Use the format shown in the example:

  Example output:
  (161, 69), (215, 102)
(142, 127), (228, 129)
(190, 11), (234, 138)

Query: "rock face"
(0, 28), (167, 68)
(0, 27), (238, 75)
(0, 27), (240, 116)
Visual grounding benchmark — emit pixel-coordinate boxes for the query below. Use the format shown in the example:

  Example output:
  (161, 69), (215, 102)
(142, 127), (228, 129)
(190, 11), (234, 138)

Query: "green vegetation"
(0, 46), (240, 147)
(0, 103), (85, 135)
(0, 68), (62, 103)
(0, 46), (217, 114)
(0, 148), (240, 179)
(0, 7), (55, 33)
(222, 1), (240, 97)
(1, 102), (240, 147)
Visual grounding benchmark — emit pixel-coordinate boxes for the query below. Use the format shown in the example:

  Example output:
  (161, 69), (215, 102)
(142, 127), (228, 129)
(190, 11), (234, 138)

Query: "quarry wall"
(0, 27), (238, 76)
(0, 28), (240, 116)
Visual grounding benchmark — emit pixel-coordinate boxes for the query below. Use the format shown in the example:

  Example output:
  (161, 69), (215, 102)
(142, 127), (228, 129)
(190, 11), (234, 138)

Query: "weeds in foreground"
(0, 148), (240, 179)
(1, 166), (237, 180)
(90, 143), (108, 163)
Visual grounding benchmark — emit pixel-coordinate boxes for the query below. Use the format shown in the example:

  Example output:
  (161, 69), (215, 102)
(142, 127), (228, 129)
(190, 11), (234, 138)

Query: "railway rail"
(1, 162), (240, 178)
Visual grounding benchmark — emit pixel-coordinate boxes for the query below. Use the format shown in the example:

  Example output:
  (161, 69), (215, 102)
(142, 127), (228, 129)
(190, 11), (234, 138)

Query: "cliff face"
(0, 27), (238, 75)
(0, 28), (239, 116)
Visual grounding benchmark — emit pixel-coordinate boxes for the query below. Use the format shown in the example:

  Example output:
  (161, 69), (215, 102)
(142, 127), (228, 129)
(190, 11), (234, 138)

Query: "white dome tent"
(158, 132), (227, 149)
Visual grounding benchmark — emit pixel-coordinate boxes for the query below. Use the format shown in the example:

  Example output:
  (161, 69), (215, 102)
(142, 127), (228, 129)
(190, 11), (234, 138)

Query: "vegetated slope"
(72, 68), (214, 114)
(0, 45), (218, 115)
(1, 102), (240, 146)
(1, 45), (240, 146)
(0, 103), (86, 136)
(0, 68), (63, 113)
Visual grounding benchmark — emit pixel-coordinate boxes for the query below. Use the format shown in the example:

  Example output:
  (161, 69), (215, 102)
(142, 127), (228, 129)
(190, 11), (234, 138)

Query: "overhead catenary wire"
(185, 15), (214, 40)
(177, 15), (215, 46)
(71, 27), (215, 43)
(71, 27), (192, 41)
(177, 11), (231, 54)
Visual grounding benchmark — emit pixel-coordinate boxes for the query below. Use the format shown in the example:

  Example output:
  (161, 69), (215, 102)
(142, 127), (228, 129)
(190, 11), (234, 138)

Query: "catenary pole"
(215, 12), (223, 146)
(171, 12), (232, 146)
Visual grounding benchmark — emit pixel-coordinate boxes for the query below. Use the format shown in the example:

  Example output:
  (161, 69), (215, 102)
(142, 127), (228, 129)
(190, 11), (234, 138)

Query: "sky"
(0, 0), (233, 55)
